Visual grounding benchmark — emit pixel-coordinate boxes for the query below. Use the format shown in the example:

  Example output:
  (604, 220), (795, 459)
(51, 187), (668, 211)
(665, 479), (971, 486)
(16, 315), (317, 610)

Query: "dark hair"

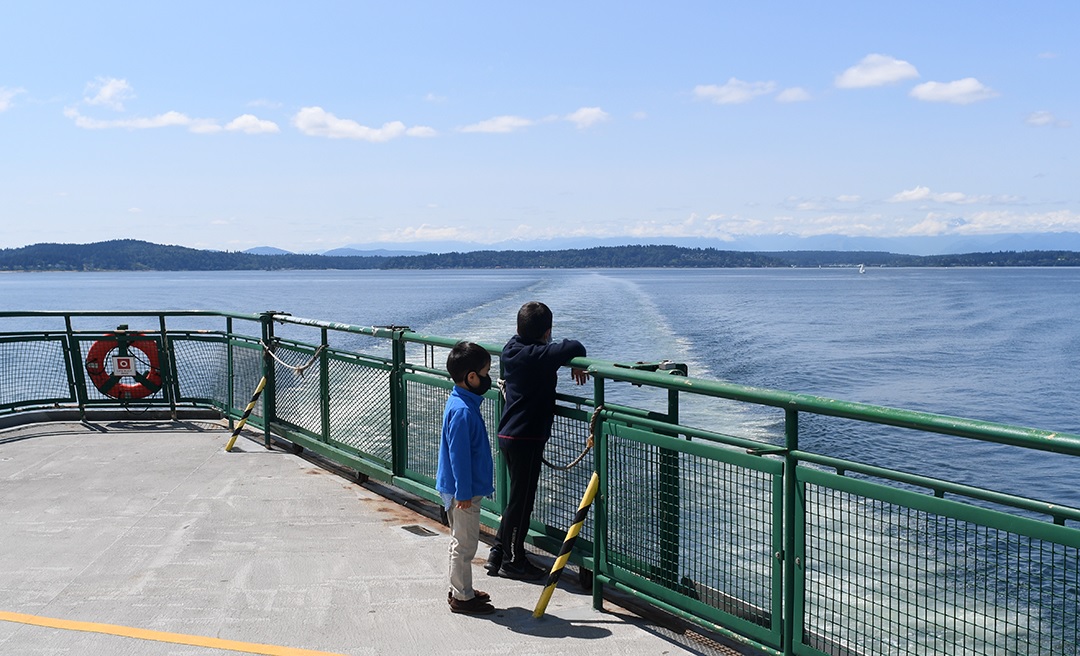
(446, 341), (491, 384)
(517, 301), (553, 341)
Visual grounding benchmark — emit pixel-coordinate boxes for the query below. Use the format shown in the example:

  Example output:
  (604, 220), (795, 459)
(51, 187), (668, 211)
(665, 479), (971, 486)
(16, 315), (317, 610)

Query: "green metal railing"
(2, 310), (1079, 656)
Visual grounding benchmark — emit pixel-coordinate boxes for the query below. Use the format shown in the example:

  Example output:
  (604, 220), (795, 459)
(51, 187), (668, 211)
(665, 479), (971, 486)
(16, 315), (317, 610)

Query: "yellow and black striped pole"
(533, 470), (600, 618)
(224, 376), (267, 452)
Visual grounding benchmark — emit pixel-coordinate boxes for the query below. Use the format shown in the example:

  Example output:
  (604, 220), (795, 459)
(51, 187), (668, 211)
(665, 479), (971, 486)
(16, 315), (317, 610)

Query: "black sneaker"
(500, 559), (547, 581)
(449, 595), (496, 615)
(484, 547), (503, 576)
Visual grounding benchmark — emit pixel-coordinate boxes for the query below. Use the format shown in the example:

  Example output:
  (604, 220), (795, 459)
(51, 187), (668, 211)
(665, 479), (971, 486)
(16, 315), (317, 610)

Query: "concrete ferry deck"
(0, 415), (748, 656)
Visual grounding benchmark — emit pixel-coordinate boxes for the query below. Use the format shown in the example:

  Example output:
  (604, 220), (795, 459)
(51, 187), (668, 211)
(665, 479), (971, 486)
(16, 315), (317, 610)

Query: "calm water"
(3, 267), (1079, 505)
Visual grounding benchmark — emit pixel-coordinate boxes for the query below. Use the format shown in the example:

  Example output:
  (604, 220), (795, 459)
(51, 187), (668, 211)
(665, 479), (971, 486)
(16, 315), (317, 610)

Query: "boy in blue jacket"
(488, 301), (588, 580)
(436, 341), (496, 614)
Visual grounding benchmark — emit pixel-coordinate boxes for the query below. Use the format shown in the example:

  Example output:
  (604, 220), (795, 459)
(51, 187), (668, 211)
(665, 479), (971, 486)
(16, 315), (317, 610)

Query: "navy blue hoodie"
(497, 334), (586, 446)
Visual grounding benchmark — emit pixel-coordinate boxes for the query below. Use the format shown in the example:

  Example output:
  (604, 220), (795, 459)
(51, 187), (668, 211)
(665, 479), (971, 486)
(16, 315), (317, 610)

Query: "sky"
(1, 2), (1077, 253)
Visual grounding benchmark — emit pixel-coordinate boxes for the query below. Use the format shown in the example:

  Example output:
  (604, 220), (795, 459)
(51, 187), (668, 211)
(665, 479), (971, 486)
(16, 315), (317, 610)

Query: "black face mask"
(469, 373), (492, 396)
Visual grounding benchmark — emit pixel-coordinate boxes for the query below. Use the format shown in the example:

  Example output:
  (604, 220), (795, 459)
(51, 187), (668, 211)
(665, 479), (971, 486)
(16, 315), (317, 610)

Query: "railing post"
(782, 408), (799, 656)
(592, 374), (607, 611)
(158, 314), (177, 419)
(389, 329), (408, 477)
(260, 312), (277, 449)
(319, 327), (331, 443)
(64, 314), (88, 419)
(226, 316), (235, 430)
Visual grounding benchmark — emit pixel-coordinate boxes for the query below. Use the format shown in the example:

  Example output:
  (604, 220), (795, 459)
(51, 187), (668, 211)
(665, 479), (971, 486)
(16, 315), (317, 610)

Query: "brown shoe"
(447, 590), (490, 604)
(449, 595), (495, 615)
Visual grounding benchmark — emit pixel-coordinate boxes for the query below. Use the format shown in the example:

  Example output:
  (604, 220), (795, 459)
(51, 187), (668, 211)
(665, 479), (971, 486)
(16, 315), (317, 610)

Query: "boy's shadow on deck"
(485, 606), (613, 640)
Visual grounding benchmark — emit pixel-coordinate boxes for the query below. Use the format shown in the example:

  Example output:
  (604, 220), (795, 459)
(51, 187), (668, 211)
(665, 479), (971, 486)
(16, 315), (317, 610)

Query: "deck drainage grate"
(401, 524), (438, 537)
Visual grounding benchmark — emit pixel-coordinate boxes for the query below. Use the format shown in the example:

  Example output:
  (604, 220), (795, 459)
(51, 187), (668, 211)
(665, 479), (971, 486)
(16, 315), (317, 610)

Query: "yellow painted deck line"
(0, 611), (347, 656)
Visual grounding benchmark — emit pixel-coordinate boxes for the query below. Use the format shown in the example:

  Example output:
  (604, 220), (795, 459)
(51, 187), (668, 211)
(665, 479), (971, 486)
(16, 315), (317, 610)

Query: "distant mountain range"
(245, 232), (1080, 257)
(244, 246), (426, 257)
(2, 239), (1078, 272)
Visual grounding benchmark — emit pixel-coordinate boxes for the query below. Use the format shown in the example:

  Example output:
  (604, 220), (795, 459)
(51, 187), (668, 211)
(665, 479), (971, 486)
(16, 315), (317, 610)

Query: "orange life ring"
(85, 333), (163, 400)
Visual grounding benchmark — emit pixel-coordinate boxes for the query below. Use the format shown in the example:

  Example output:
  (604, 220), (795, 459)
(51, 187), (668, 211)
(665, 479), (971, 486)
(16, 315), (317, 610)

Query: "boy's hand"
(456, 499), (473, 509)
(571, 367), (589, 385)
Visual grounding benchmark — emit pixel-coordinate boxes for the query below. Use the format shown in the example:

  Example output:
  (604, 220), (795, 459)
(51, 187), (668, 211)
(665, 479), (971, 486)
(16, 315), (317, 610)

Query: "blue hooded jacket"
(435, 385), (494, 502)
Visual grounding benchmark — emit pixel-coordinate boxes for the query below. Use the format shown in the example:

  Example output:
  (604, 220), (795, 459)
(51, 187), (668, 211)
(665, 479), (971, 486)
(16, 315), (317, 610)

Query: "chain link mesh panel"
(271, 344), (325, 435)
(0, 336), (72, 409)
(230, 341), (265, 419)
(171, 337), (229, 406)
(533, 410), (596, 543)
(606, 424), (778, 631)
(677, 458), (776, 627)
(328, 356), (392, 463)
(802, 480), (1080, 655)
(405, 378), (448, 481)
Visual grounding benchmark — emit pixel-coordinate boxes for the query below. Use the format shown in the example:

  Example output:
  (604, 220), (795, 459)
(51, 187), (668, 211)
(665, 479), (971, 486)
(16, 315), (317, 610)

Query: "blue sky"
(1, 2), (1077, 252)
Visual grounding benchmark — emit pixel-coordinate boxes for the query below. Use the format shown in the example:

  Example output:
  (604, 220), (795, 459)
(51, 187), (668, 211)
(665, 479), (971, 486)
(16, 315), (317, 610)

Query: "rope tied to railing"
(541, 404), (603, 471)
(261, 340), (326, 378)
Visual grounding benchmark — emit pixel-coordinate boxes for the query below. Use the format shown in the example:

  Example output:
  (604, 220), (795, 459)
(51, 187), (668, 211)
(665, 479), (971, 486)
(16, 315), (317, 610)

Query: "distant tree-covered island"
(1, 239), (1078, 272)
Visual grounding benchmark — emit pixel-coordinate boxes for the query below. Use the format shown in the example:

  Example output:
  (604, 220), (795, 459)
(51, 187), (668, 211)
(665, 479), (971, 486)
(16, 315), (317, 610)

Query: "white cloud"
(932, 191), (970, 203)
(888, 186), (932, 202)
(293, 106), (407, 142)
(406, 125), (438, 137)
(69, 79), (277, 136)
(424, 92), (447, 103)
(694, 78), (776, 104)
(888, 185), (1018, 205)
(64, 107), (207, 131)
(84, 77), (134, 111)
(64, 107), (232, 134)
(837, 195), (861, 203)
(835, 54), (919, 88)
(0, 86), (25, 111)
(909, 78), (997, 104)
(776, 87), (811, 103)
(459, 115), (534, 133)
(1026, 110), (1055, 126)
(1026, 110), (1070, 128)
(620, 207), (1080, 241)
(949, 210), (1080, 235)
(565, 106), (609, 129)
(376, 224), (471, 242)
(225, 114), (280, 134)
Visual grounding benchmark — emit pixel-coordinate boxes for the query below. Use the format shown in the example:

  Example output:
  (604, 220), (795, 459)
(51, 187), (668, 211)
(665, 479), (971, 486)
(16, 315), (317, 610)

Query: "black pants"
(494, 439), (545, 565)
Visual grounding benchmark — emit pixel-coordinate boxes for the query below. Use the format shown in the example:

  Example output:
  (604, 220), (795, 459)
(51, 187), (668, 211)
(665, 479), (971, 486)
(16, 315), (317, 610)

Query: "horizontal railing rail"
(2, 309), (1078, 656)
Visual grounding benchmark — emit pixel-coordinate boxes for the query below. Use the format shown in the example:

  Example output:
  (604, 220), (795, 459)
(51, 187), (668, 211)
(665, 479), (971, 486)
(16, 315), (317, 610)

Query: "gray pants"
(447, 497), (482, 601)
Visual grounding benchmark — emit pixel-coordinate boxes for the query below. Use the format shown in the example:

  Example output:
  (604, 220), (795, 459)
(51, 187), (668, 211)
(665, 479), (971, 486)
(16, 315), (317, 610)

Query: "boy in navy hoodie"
(488, 302), (588, 579)
(436, 341), (496, 614)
